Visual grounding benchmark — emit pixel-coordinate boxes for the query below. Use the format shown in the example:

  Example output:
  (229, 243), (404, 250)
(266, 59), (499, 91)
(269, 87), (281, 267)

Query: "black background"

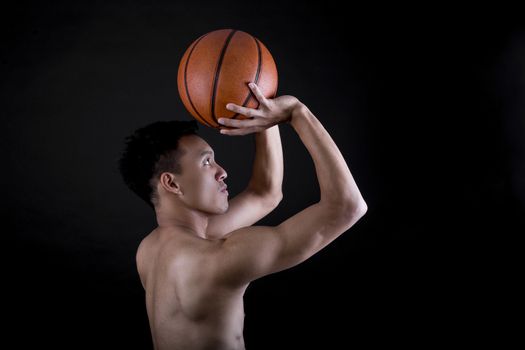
(2, 1), (523, 348)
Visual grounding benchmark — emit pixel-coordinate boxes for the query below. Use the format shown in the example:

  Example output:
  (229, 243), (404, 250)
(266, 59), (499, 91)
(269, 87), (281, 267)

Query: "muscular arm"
(211, 102), (367, 287)
(206, 126), (283, 236)
(248, 124), (284, 197)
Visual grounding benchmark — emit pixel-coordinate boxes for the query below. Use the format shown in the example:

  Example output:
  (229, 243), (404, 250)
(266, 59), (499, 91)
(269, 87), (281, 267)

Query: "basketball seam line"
(184, 33), (213, 127)
(211, 29), (237, 125)
(233, 36), (262, 120)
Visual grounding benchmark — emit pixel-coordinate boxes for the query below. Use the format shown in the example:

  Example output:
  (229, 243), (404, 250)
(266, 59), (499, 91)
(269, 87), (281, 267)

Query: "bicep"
(275, 201), (364, 263)
(211, 201), (365, 287)
(210, 226), (284, 287)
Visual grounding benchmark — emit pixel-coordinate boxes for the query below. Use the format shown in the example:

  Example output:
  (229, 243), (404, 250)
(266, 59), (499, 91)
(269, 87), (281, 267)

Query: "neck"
(155, 203), (210, 239)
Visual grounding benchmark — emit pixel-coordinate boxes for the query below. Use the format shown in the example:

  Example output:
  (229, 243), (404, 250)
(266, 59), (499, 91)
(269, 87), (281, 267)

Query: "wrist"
(289, 102), (308, 128)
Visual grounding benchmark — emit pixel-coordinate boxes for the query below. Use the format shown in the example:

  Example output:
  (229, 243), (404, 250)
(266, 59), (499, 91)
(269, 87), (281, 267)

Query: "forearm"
(290, 103), (366, 210)
(247, 125), (284, 198)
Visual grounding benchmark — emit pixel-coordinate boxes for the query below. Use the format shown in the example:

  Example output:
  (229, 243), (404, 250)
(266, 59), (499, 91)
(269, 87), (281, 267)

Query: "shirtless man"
(118, 82), (367, 349)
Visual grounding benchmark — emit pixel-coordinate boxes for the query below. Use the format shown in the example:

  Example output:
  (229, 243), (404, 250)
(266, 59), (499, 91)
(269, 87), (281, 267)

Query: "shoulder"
(135, 231), (157, 289)
(135, 229), (179, 287)
(136, 229), (159, 262)
(138, 228), (220, 275)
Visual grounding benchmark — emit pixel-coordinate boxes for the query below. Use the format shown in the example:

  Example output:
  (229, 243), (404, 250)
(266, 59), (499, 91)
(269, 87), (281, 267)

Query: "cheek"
(185, 171), (215, 200)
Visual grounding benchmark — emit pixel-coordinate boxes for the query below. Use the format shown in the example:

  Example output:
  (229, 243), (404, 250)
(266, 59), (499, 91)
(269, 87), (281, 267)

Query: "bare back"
(133, 103), (368, 349)
(136, 228), (247, 350)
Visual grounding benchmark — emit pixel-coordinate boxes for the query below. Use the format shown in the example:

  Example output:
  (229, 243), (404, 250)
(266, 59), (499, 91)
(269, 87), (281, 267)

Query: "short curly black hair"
(118, 120), (199, 209)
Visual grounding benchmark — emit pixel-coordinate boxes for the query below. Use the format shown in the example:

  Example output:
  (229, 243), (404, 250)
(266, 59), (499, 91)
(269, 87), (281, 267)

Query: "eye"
(204, 158), (211, 165)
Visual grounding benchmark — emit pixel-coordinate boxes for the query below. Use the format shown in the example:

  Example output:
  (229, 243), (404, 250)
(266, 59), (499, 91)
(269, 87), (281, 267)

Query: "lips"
(220, 185), (228, 192)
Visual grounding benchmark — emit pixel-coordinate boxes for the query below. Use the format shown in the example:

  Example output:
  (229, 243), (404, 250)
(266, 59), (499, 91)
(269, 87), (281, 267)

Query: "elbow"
(273, 192), (284, 206)
(339, 200), (367, 232)
(264, 191), (283, 208)
(327, 198), (367, 223)
(354, 200), (368, 217)
(344, 200), (367, 220)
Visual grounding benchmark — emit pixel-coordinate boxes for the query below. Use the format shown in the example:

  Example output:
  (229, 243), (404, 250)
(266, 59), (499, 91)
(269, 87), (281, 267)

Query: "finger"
(225, 103), (258, 118)
(218, 117), (260, 129)
(221, 127), (257, 136)
(248, 83), (268, 106)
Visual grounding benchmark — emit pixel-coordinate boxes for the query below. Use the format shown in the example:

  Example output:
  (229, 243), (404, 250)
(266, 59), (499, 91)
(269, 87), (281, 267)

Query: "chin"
(204, 203), (228, 216)
(219, 203), (229, 214)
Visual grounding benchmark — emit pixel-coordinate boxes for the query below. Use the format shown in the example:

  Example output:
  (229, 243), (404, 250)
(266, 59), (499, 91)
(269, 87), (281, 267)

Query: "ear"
(159, 172), (183, 195)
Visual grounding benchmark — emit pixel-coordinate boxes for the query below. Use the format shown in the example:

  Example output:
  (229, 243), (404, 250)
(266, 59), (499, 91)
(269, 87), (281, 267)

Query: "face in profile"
(171, 134), (229, 215)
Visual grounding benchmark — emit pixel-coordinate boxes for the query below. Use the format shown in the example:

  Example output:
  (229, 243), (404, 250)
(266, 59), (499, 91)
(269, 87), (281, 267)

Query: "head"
(118, 120), (229, 215)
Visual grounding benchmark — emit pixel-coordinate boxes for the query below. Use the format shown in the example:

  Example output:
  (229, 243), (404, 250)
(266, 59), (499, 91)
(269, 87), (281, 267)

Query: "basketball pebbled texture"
(177, 29), (278, 128)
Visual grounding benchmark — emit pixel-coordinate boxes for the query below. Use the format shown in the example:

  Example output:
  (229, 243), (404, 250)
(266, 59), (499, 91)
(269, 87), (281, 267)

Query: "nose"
(216, 165), (227, 182)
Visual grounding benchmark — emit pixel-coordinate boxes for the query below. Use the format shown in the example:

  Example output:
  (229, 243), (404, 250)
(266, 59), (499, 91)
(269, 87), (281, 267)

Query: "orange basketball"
(177, 29), (278, 128)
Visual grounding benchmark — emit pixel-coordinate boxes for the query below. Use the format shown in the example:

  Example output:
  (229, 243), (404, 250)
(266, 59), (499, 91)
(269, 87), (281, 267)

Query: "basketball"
(177, 29), (278, 128)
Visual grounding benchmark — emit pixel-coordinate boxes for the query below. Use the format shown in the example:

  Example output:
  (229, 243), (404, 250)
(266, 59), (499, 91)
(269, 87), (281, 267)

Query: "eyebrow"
(199, 150), (214, 158)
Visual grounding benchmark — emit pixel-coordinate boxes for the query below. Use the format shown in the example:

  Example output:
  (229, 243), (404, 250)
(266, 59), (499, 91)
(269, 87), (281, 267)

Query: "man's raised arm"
(268, 102), (367, 267)
(289, 103), (365, 209)
(213, 83), (367, 286)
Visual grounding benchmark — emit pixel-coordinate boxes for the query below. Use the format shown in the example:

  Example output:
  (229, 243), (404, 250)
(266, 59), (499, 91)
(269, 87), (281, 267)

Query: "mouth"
(220, 185), (228, 195)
